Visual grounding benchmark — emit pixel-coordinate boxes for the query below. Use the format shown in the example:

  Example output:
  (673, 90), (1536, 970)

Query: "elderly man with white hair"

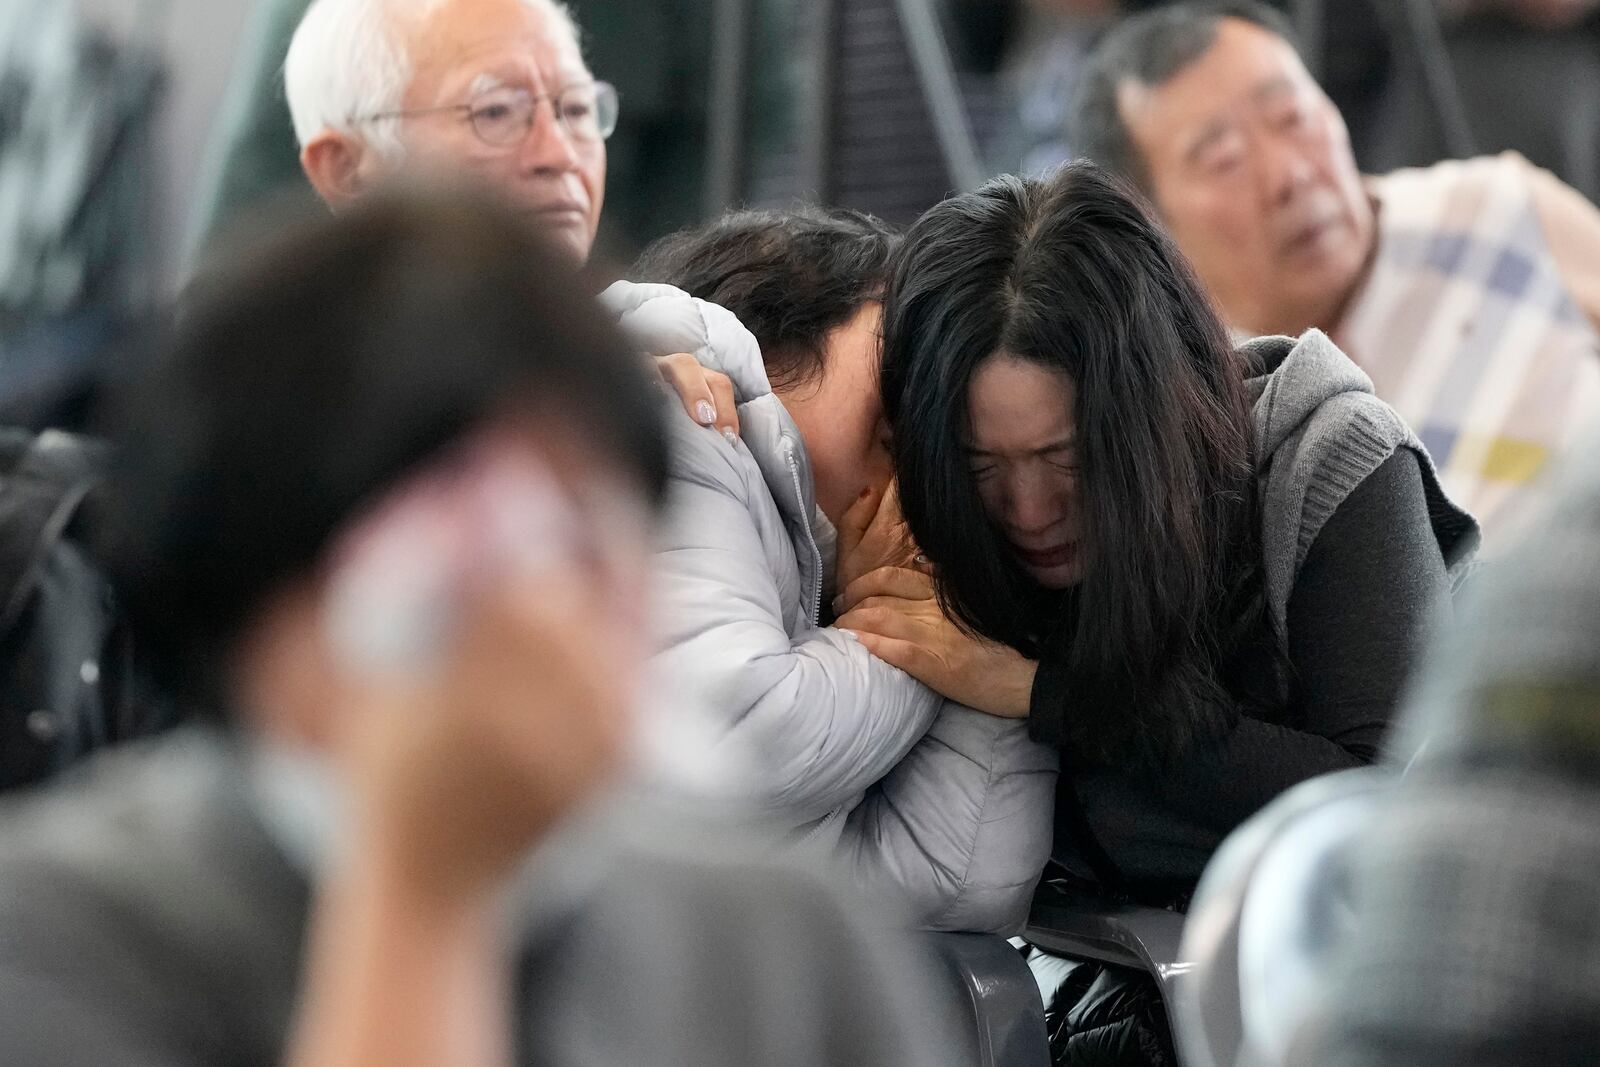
(282, 0), (742, 437)
(287, 0), (606, 264)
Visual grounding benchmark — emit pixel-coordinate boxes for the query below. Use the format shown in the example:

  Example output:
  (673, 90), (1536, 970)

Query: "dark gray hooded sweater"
(1247, 329), (1478, 629)
(1038, 329), (1479, 892)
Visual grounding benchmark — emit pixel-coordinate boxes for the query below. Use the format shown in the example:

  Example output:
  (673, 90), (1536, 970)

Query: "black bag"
(1042, 955), (1175, 1067)
(1034, 772), (1186, 1067)
(0, 428), (167, 790)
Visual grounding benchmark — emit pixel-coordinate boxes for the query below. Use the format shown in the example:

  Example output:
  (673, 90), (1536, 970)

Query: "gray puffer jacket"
(605, 282), (1057, 933)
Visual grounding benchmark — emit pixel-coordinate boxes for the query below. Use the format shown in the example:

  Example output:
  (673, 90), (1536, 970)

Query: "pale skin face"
(1118, 18), (1375, 337)
(302, 0), (606, 263)
(236, 426), (649, 760)
(829, 348), (1052, 721)
(776, 301), (895, 529)
(965, 354), (1084, 589)
(248, 428), (651, 1067)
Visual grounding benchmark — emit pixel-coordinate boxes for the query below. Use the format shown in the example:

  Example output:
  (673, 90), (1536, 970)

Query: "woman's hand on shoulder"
(835, 566), (1037, 719)
(655, 352), (740, 444)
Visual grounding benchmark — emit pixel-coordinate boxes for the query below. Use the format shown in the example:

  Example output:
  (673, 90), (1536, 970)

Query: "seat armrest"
(1024, 887), (1190, 1000)
(918, 932), (1051, 1067)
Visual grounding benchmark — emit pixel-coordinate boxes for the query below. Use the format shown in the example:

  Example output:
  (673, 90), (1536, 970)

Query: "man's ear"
(301, 130), (374, 210)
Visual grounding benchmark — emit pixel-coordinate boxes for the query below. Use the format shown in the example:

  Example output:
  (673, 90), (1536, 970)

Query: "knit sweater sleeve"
(1032, 451), (1450, 835)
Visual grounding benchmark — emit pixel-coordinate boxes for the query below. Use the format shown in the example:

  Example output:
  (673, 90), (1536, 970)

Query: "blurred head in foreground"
(286, 0), (612, 264)
(0, 188), (965, 1067)
(107, 184), (665, 773)
(1288, 435), (1600, 1065)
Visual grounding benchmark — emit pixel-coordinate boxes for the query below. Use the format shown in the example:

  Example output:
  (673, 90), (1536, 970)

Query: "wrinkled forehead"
(1116, 19), (1317, 161)
(965, 355), (1077, 453)
(401, 0), (588, 102)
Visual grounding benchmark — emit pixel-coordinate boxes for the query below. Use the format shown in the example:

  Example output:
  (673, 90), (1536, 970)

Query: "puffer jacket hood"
(600, 281), (1057, 934)
(606, 281), (830, 622)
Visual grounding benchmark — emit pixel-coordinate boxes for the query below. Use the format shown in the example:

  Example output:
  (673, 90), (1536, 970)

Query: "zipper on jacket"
(797, 804), (847, 847)
(783, 439), (824, 626)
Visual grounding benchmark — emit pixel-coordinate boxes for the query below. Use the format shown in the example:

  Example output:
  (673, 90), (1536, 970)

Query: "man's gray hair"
(284, 0), (579, 158)
(1070, 1), (1296, 192)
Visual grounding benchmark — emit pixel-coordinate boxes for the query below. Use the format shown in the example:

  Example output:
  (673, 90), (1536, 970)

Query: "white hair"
(284, 0), (579, 159)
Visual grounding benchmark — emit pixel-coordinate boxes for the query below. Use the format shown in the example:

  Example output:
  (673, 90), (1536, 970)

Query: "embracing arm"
(655, 422), (941, 823)
(1034, 451), (1451, 834)
(838, 703), (1058, 934)
(826, 569), (1056, 932)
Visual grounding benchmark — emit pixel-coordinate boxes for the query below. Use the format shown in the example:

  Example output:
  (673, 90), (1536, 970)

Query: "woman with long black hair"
(836, 162), (1478, 1062)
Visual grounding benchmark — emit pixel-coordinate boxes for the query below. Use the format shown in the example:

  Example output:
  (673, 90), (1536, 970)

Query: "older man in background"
(1073, 0), (1600, 540)
(279, 0), (742, 438)
(191, 0), (752, 265)
(287, 0), (609, 264)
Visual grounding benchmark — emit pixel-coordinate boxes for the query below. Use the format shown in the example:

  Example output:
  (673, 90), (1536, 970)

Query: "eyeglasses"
(357, 81), (619, 147)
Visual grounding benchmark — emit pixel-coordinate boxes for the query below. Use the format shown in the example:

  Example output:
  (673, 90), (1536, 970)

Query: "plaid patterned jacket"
(1335, 153), (1600, 545)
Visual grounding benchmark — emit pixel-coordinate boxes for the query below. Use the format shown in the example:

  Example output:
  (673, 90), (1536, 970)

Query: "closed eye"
(1273, 102), (1310, 132)
(1203, 148), (1245, 176)
(1041, 444), (1078, 469)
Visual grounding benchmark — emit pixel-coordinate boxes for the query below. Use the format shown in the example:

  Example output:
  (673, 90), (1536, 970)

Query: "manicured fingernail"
(915, 553), (929, 565)
(695, 400), (716, 425)
(831, 595), (843, 615)
(722, 428), (739, 447)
